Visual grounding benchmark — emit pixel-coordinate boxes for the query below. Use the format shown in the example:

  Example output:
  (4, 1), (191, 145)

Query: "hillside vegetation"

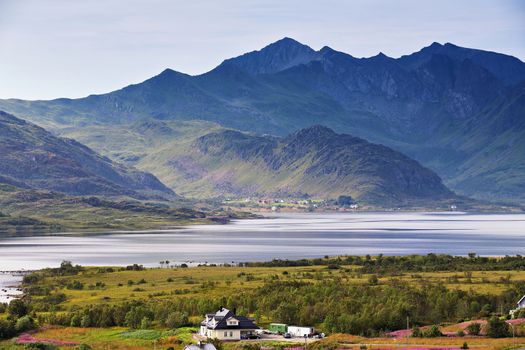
(0, 111), (174, 199)
(1, 255), (524, 349)
(61, 122), (458, 205)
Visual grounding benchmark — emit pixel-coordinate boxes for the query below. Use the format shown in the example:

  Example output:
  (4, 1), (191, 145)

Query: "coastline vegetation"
(1, 255), (524, 349)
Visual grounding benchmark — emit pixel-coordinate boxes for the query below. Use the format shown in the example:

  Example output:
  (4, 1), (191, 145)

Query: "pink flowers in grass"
(373, 348), (460, 350)
(17, 333), (80, 346)
(507, 318), (525, 325)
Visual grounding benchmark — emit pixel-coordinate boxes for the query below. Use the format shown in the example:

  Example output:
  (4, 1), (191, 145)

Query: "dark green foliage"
(466, 322), (481, 335)
(67, 280), (84, 290)
(164, 311), (189, 328)
(244, 254), (525, 273)
(460, 342), (469, 349)
(0, 318), (16, 339)
(126, 264), (145, 271)
(24, 343), (58, 350)
(422, 325), (442, 338)
(8, 299), (28, 317)
(75, 345), (92, 350)
(337, 195), (354, 206)
(486, 317), (511, 338)
(15, 315), (37, 332)
(207, 338), (224, 350)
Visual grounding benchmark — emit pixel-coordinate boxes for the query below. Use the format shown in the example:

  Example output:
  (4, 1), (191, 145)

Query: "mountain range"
(0, 38), (523, 203)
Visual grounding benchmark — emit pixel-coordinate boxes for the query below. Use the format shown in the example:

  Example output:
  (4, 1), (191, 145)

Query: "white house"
(287, 326), (315, 337)
(510, 295), (525, 317)
(200, 307), (259, 340)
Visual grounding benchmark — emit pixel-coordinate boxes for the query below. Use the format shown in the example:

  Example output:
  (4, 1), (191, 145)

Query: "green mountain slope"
(0, 111), (175, 199)
(62, 122), (457, 205)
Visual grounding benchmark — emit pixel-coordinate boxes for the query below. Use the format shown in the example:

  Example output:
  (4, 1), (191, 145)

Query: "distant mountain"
(66, 121), (456, 204)
(189, 125), (455, 204)
(0, 111), (175, 198)
(0, 38), (524, 202)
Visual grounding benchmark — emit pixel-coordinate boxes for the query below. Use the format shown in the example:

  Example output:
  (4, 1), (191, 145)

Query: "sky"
(0, 0), (524, 100)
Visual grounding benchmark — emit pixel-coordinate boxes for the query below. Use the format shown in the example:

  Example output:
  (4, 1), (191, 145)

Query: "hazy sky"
(1, 0), (524, 100)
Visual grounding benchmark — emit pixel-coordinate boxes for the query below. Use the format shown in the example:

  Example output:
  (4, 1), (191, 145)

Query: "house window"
(224, 331), (227, 337)
(230, 331), (233, 337)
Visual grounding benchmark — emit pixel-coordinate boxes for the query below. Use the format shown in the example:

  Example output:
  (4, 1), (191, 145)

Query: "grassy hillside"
(0, 183), (213, 232)
(61, 122), (458, 205)
(0, 111), (175, 199)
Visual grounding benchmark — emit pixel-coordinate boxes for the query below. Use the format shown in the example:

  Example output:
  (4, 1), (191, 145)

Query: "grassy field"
(28, 265), (525, 308)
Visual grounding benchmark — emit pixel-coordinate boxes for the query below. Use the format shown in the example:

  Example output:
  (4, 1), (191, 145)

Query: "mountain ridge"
(0, 38), (523, 203)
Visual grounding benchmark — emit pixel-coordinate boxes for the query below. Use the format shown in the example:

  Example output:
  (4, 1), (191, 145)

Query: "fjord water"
(0, 212), (524, 271)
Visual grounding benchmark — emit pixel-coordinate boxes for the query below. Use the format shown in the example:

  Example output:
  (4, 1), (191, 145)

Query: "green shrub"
(486, 317), (510, 338)
(466, 322), (481, 335)
(76, 345), (93, 350)
(165, 311), (189, 328)
(15, 315), (37, 332)
(24, 343), (58, 350)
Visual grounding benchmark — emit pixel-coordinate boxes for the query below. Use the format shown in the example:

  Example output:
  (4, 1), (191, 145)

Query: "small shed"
(287, 326), (314, 337)
(269, 323), (287, 334)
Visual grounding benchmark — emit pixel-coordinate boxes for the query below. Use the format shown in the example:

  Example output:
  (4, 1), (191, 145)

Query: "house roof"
(202, 308), (259, 330)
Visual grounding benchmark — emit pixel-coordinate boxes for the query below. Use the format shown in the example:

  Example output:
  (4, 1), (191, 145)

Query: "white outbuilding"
(287, 326), (314, 337)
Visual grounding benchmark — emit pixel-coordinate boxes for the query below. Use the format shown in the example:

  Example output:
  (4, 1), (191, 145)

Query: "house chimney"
(233, 307), (237, 315)
(219, 305), (223, 311)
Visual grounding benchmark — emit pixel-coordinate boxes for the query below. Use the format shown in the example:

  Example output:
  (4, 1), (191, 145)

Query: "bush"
(15, 315), (37, 332)
(411, 326), (421, 337)
(141, 317), (152, 329)
(24, 343), (58, 350)
(466, 322), (481, 335)
(165, 311), (189, 328)
(368, 275), (379, 285)
(486, 317), (510, 338)
(456, 330), (465, 337)
(0, 319), (15, 339)
(8, 299), (28, 317)
(422, 325), (442, 338)
(460, 342), (469, 350)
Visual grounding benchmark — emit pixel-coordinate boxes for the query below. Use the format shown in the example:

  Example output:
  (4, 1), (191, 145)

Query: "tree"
(140, 317), (152, 329)
(8, 299), (28, 318)
(486, 317), (510, 338)
(0, 319), (15, 339)
(165, 311), (188, 328)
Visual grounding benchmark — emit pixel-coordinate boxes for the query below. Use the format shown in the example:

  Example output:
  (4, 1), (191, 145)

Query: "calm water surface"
(0, 212), (524, 272)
